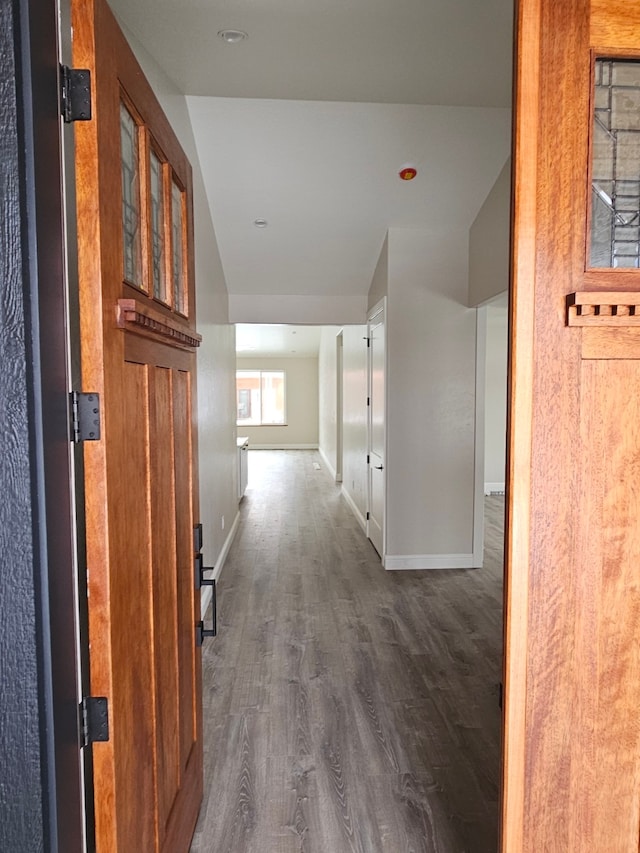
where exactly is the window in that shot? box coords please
[236,370,286,426]
[591,59,640,268]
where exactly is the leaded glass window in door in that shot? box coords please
[171,179,186,315]
[149,148,167,302]
[591,59,640,268]
[120,103,143,287]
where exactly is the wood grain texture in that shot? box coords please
[502,0,540,847]
[72,0,202,848]
[508,0,640,849]
[582,327,640,359]
[591,0,640,50]
[523,0,589,845]
[191,450,503,853]
[572,361,640,850]
[150,367,180,840]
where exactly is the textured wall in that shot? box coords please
[237,356,319,447]
[484,300,508,488]
[468,158,511,307]
[0,1,45,848]
[386,227,478,562]
[318,327,340,476]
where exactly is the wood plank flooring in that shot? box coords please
[190,451,504,853]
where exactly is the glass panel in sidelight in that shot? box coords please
[149,149,167,301]
[120,104,142,286]
[591,59,640,268]
[171,180,186,314]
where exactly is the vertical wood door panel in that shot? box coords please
[72,0,202,849]
[173,369,197,770]
[117,362,156,850]
[577,360,640,850]
[149,366,180,839]
[505,0,640,850]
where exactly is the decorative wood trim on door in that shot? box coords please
[116,298,202,350]
[567,291,640,325]
[567,293,640,359]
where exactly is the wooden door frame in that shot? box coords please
[1,0,84,850]
[501,2,539,844]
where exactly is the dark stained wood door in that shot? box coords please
[504,0,640,849]
[72,0,203,849]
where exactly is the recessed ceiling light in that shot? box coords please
[218,29,248,44]
[253,218,268,228]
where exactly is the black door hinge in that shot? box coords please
[61,65,92,123]
[498,681,503,709]
[367,454,370,464]
[80,696,109,748]
[366,511,370,520]
[71,392,101,443]
[367,396,370,406]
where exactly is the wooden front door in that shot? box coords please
[72,0,203,849]
[504,0,640,849]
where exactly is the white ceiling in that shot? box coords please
[236,324,326,358]
[109,0,514,323]
[109,0,513,108]
[187,98,511,303]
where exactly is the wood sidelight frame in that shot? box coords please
[504,0,640,850]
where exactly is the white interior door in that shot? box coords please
[368,304,385,557]
[336,331,344,483]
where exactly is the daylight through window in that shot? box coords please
[236,370,286,426]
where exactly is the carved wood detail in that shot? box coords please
[116,298,202,350]
[567,291,640,326]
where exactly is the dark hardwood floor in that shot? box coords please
[191,450,504,853]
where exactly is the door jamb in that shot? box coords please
[14,0,85,848]
[366,297,386,559]
[335,329,344,483]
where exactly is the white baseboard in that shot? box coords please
[340,486,367,532]
[248,443,319,450]
[318,446,337,480]
[484,482,506,496]
[200,511,240,618]
[384,553,479,571]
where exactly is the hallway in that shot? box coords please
[191,451,503,853]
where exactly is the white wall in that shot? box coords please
[121,28,239,575]
[468,158,511,307]
[318,327,341,477]
[484,298,508,492]
[368,233,388,311]
[341,325,368,526]
[236,357,319,447]
[383,228,480,568]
